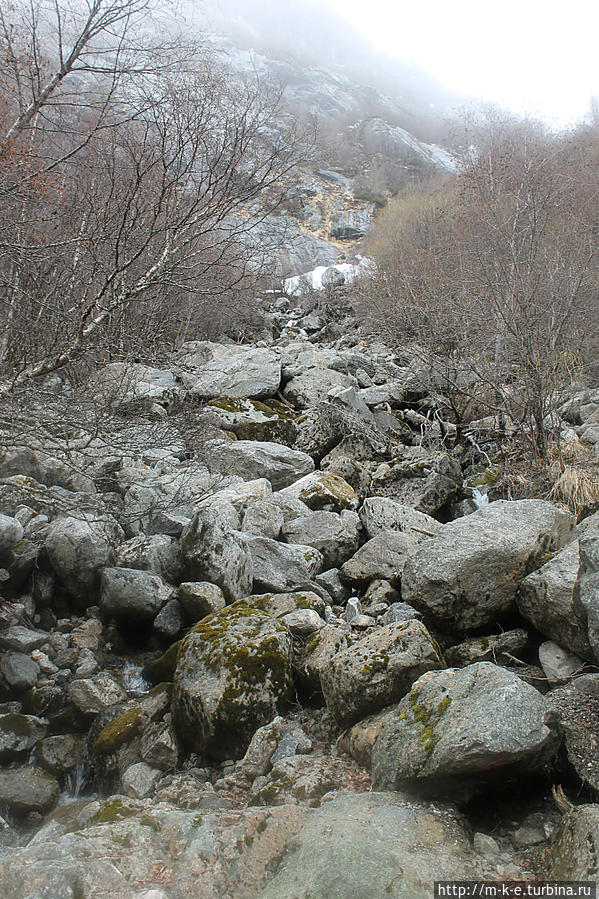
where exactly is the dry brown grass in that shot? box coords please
[549,463,599,517]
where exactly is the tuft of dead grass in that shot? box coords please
[549,464,599,517]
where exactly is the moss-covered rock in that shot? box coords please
[371,662,560,801]
[172,601,292,760]
[277,471,359,513]
[142,641,182,685]
[320,620,444,728]
[92,707,144,756]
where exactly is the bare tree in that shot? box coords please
[361,111,599,459]
[0,1,307,390]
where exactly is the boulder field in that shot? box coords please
[0,295,598,895]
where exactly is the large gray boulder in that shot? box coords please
[370,451,463,516]
[575,512,599,663]
[0,513,23,553]
[0,714,47,762]
[114,534,182,585]
[245,535,323,593]
[242,493,310,539]
[518,539,593,660]
[283,510,362,569]
[340,528,420,587]
[321,620,444,727]
[177,581,226,623]
[180,508,253,603]
[359,497,441,541]
[549,805,599,880]
[0,792,489,898]
[283,367,356,408]
[176,341,281,398]
[100,567,173,622]
[259,792,482,899]
[45,515,124,603]
[297,625,353,693]
[67,672,127,718]
[0,767,59,816]
[546,674,599,792]
[122,465,211,535]
[205,439,314,490]
[402,500,574,634]
[172,601,292,760]
[372,662,559,800]
[276,471,359,512]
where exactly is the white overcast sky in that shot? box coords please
[324,0,599,127]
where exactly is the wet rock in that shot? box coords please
[0,651,40,691]
[321,620,444,727]
[180,508,253,604]
[372,662,559,800]
[172,601,292,760]
[0,713,47,762]
[68,672,127,718]
[142,642,181,685]
[0,766,59,816]
[402,500,574,635]
[37,734,84,777]
[100,567,173,623]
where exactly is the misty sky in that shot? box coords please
[324,0,599,127]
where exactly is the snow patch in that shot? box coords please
[283,256,374,297]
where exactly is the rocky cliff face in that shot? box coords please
[203,32,456,278]
[1,288,599,895]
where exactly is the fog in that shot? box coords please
[188,0,598,129]
[186,0,465,127]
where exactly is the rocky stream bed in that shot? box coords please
[1,291,599,897]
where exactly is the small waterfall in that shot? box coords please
[471,487,490,509]
[122,662,150,695]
